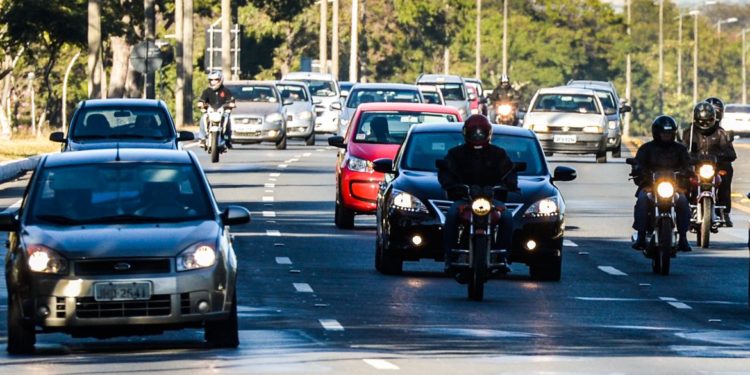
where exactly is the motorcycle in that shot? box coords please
[200,104,234,163]
[493,101,518,126]
[627,158,680,275]
[448,184,511,301]
[689,154,725,248]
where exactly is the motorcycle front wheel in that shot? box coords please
[698,198,712,248]
[210,133,220,163]
[653,219,672,276]
[468,235,488,301]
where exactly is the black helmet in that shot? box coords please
[463,114,493,148]
[704,97,724,122]
[693,101,717,134]
[651,115,678,142]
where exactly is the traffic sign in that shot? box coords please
[130,40,163,74]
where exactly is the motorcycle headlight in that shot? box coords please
[699,164,715,179]
[656,181,675,199]
[583,126,604,133]
[608,120,618,129]
[524,197,559,218]
[208,112,223,123]
[26,245,68,274]
[390,190,429,214]
[177,244,217,271]
[346,155,372,172]
[471,198,492,216]
[265,113,284,123]
[299,111,313,120]
[498,104,513,116]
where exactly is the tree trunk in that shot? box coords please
[0,49,23,140]
[88,0,103,98]
[108,36,131,98]
[175,0,184,126]
[183,0,194,125]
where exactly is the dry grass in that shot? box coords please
[0,136,60,161]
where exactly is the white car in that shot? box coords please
[721,104,750,136]
[283,72,340,135]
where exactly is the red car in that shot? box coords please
[328,103,462,229]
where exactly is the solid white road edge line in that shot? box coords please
[597,266,628,276]
[262,211,277,218]
[266,230,281,237]
[319,319,345,331]
[363,359,400,370]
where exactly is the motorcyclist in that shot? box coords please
[198,70,235,148]
[437,114,518,272]
[488,74,518,103]
[682,97,737,226]
[632,115,693,252]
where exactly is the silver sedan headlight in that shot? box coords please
[177,243,217,271]
[298,111,313,120]
[26,245,68,274]
[265,113,284,124]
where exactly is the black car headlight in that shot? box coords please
[27,245,68,274]
[389,189,429,214]
[177,243,217,271]
[524,196,560,218]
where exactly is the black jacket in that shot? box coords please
[681,125,736,168]
[438,144,517,200]
[489,84,518,103]
[199,86,235,110]
[633,140,692,189]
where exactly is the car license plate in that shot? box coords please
[553,134,577,144]
[94,282,152,301]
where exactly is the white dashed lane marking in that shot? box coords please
[278,164,288,168]
[660,297,692,310]
[563,240,578,247]
[275,257,292,265]
[319,319,345,331]
[289,158,299,162]
[264,183,275,188]
[598,266,628,276]
[270,173,281,177]
[262,211,277,218]
[262,196,274,202]
[303,152,311,157]
[363,359,400,370]
[266,230,281,237]
[293,283,314,293]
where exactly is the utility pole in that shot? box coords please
[332,0,339,79]
[319,0,328,74]
[175,0,184,127]
[221,0,231,79]
[658,0,664,113]
[183,0,194,125]
[475,0,481,79]
[502,0,508,76]
[742,29,749,104]
[693,10,699,105]
[144,0,156,99]
[349,0,358,82]
[677,14,683,98]
[444,48,450,75]
[87,0,102,98]
[624,0,631,137]
[27,72,35,135]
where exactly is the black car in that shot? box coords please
[50,99,195,151]
[0,148,250,354]
[374,123,576,280]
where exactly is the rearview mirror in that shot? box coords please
[328,136,346,149]
[178,131,195,142]
[0,212,19,232]
[372,158,394,174]
[552,166,577,182]
[222,206,251,226]
[330,102,342,111]
[49,132,66,143]
[620,104,632,113]
[340,90,349,98]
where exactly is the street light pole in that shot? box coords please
[658,0,664,113]
[742,28,749,104]
[332,0,339,79]
[693,10,699,105]
[624,0,631,137]
[319,0,328,74]
[676,14,684,98]
[349,0,358,82]
[475,0,481,79]
[502,0,508,76]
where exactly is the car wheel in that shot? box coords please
[275,134,287,150]
[205,292,239,348]
[334,200,355,229]
[595,152,607,164]
[529,255,562,281]
[7,293,35,354]
[376,228,403,275]
[612,144,622,158]
[305,132,316,146]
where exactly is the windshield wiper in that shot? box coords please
[108,133,147,139]
[35,214,84,225]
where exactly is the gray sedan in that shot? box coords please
[277,80,318,146]
[0,149,250,353]
[225,81,293,150]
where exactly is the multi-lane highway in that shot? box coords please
[0,136,749,373]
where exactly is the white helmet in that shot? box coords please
[500,74,510,85]
[208,70,223,90]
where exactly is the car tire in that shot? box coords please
[275,134,287,150]
[205,292,239,348]
[305,132,316,146]
[375,228,403,275]
[612,144,622,158]
[334,200,355,229]
[529,255,562,281]
[7,293,35,354]
[595,152,607,164]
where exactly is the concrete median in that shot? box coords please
[0,156,40,184]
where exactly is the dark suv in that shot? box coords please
[50,99,194,151]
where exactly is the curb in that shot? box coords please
[0,156,40,184]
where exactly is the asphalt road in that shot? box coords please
[0,135,749,374]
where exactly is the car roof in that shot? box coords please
[567,80,615,88]
[463,78,483,85]
[567,82,616,93]
[79,99,166,108]
[409,122,536,138]
[351,83,421,90]
[537,86,597,96]
[725,103,750,108]
[42,148,195,168]
[418,85,440,92]
[225,80,277,88]
[417,74,464,84]
[275,80,310,90]
[356,102,460,113]
[283,72,335,81]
